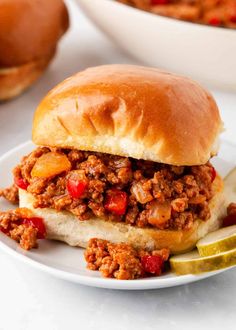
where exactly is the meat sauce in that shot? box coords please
[222,202,236,227]
[0,208,46,250]
[12,147,216,231]
[84,238,170,279]
[118,0,236,28]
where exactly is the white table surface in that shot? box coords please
[0,1,236,329]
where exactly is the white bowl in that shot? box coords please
[75,0,236,91]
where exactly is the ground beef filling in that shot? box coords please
[221,202,236,227]
[0,208,46,250]
[0,184,19,204]
[13,147,216,231]
[227,202,236,215]
[118,0,236,29]
[0,208,38,250]
[85,238,170,280]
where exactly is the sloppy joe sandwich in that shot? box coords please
[5,65,225,255]
[0,0,69,101]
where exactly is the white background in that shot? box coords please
[0,1,236,329]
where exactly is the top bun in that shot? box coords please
[0,0,69,67]
[32,65,223,166]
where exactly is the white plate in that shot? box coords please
[75,0,236,91]
[0,140,235,290]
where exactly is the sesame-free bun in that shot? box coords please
[33,65,223,165]
[19,174,225,254]
[0,0,69,100]
[0,0,69,67]
[0,52,54,101]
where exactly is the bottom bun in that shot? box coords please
[19,175,225,254]
[0,52,54,101]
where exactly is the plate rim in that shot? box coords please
[0,140,232,290]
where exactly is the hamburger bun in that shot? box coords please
[0,0,69,101]
[19,174,225,254]
[0,52,54,101]
[33,65,223,166]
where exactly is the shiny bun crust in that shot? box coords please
[0,0,69,67]
[0,52,54,101]
[33,65,223,165]
[19,175,225,254]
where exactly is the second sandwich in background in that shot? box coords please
[0,0,69,101]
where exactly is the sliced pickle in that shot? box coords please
[197,226,236,256]
[170,249,236,275]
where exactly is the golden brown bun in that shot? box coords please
[19,175,225,254]
[0,0,69,67]
[33,65,223,165]
[0,52,54,101]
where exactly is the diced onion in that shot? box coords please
[148,200,171,227]
[131,182,153,204]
